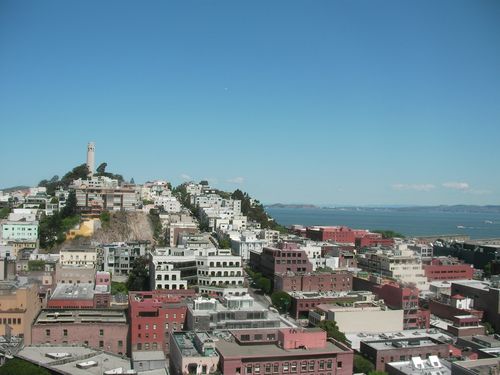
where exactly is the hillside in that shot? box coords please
[92,211,155,244]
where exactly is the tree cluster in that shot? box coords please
[372,229,405,239]
[0,358,51,375]
[39,191,80,249]
[271,291,291,313]
[126,257,150,291]
[38,164,89,194]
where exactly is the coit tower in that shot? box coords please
[86,142,95,176]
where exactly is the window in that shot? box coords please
[153,324,157,330]
[99,329,104,336]
[246,365,253,374]
[337,361,342,369]
[301,362,307,371]
[99,340,104,348]
[309,361,315,371]
[265,364,272,373]
[255,365,261,374]
[46,329,50,336]
[63,329,68,337]
[118,340,123,347]
[283,362,289,373]
[291,363,297,373]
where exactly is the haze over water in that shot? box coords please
[266,207,500,239]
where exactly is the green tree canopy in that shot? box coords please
[257,277,272,294]
[126,257,150,291]
[318,320,348,344]
[271,291,291,313]
[354,354,375,374]
[0,358,51,375]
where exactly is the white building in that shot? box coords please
[1,221,39,242]
[149,249,188,290]
[230,232,266,261]
[59,249,98,268]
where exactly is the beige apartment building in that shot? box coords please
[0,282,41,344]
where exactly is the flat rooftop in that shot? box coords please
[172,332,218,358]
[365,338,441,351]
[453,358,500,374]
[288,290,356,299]
[17,345,132,375]
[346,329,454,351]
[35,309,127,325]
[51,283,95,300]
[216,337,346,359]
[451,280,490,291]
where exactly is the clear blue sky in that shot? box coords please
[1,0,499,205]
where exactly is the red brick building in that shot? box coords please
[274,271,353,293]
[250,243,313,279]
[423,257,474,281]
[216,328,354,375]
[47,283,111,309]
[129,290,195,354]
[360,336,450,372]
[31,309,128,355]
[353,276,430,330]
[289,291,364,319]
[355,233,395,248]
[306,226,358,243]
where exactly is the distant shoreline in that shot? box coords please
[265,204,500,214]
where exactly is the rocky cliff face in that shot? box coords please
[92,211,155,243]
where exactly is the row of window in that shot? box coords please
[244,360,337,374]
[1,318,21,325]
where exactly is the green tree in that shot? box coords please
[126,257,150,291]
[354,354,374,374]
[96,162,107,174]
[218,236,231,249]
[372,230,405,239]
[28,260,46,271]
[271,291,291,313]
[368,371,388,375]
[0,207,9,219]
[100,211,111,227]
[0,358,51,375]
[61,191,77,218]
[111,281,128,295]
[484,321,496,334]
[318,320,348,344]
[257,277,272,294]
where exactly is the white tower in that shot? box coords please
[86,142,95,176]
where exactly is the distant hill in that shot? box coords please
[267,204,500,214]
[266,203,319,209]
[0,185,30,193]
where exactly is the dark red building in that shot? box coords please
[423,257,474,281]
[306,226,357,243]
[355,233,395,248]
[353,276,430,330]
[250,243,313,279]
[129,289,194,354]
[274,271,353,293]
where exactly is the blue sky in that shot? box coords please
[1,0,499,205]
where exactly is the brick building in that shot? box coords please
[129,290,195,354]
[423,257,474,281]
[289,291,371,319]
[250,243,313,279]
[274,271,353,293]
[353,276,430,330]
[215,328,354,375]
[306,226,358,243]
[360,336,450,372]
[47,283,111,309]
[355,234,395,248]
[31,309,128,355]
